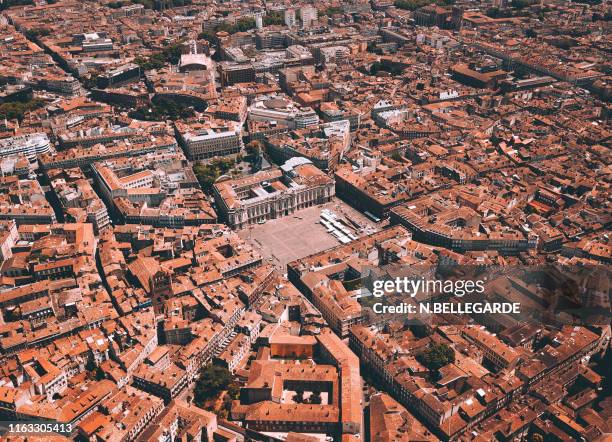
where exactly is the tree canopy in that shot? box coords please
[417,343,455,371]
[193,157,236,192]
[394,0,453,11]
[198,17,256,43]
[194,365,235,406]
[370,60,405,76]
[0,0,33,11]
[0,98,45,122]
[128,99,195,121]
[107,0,193,9]
[320,6,343,16]
[511,0,533,10]
[24,28,51,40]
[134,42,183,71]
[263,11,284,26]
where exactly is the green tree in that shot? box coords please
[246,140,262,156]
[394,0,453,11]
[194,365,233,406]
[127,0,193,9]
[134,55,164,71]
[263,11,284,26]
[106,1,128,9]
[293,390,305,403]
[309,391,322,404]
[193,157,236,191]
[370,61,381,76]
[320,6,343,16]
[134,42,184,71]
[417,343,455,371]
[370,59,404,77]
[24,28,51,40]
[410,324,432,338]
[391,151,404,162]
[0,98,45,122]
[198,17,256,43]
[0,0,34,12]
[193,163,218,191]
[394,0,426,11]
[236,17,256,32]
[486,7,500,18]
[85,356,97,373]
[228,381,240,399]
[128,99,196,121]
[82,74,100,90]
[198,30,217,44]
[95,366,106,381]
[511,0,532,9]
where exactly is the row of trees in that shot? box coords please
[293,390,323,404]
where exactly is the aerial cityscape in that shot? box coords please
[0,0,609,440]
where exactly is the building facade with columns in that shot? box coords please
[214,157,334,229]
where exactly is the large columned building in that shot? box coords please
[214,157,334,229]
